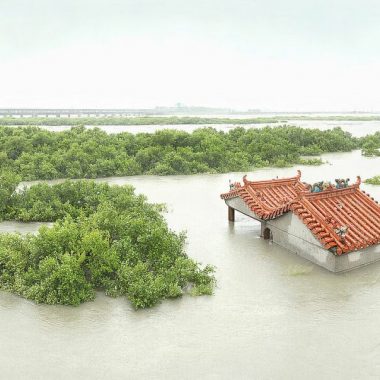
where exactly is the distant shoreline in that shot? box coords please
[2,115,380,126]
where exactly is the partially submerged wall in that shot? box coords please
[225,198,380,272]
[266,213,337,271]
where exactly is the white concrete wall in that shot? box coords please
[267,213,338,271]
[225,197,262,221]
[267,212,322,247]
[334,244,380,272]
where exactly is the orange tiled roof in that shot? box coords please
[221,171,380,255]
[221,170,308,219]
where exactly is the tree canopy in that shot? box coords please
[0,180,215,308]
[0,125,360,180]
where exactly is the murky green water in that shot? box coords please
[2,150,380,379]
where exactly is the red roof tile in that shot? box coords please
[221,170,307,219]
[221,172,380,255]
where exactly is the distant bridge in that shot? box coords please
[0,109,157,118]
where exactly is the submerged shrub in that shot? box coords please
[22,254,95,306]
[365,176,380,185]
[0,180,215,309]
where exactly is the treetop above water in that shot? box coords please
[0,124,370,181]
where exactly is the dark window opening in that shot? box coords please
[263,227,273,241]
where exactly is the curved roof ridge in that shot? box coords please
[241,169,302,187]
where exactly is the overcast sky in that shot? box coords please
[1,0,380,111]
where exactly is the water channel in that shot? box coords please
[2,122,380,378]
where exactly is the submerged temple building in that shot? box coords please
[221,171,380,272]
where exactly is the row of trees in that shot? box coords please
[0,179,215,308]
[0,125,360,180]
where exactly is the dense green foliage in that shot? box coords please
[0,171,21,216]
[0,125,358,179]
[0,180,215,308]
[365,176,380,185]
[3,180,142,222]
[360,132,380,156]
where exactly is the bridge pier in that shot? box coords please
[228,206,235,222]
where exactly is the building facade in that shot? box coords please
[221,171,380,272]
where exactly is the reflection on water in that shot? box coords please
[2,151,380,379]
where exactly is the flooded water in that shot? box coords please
[286,119,380,137]
[6,118,380,137]
[2,149,380,379]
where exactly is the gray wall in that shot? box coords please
[266,213,338,271]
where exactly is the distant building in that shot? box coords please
[221,171,380,272]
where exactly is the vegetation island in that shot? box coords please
[0,124,375,180]
[0,178,215,308]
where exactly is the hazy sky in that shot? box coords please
[1,0,380,111]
